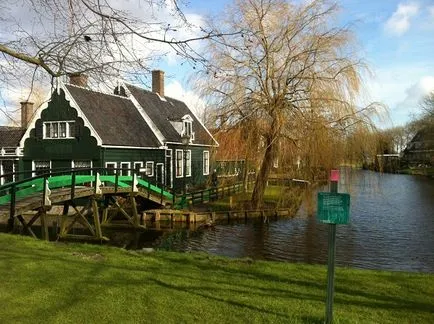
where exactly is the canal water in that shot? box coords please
[160,169,434,273]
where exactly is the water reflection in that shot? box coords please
[163,169,434,273]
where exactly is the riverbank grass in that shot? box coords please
[1,233,433,323]
[207,185,304,211]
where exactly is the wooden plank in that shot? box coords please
[129,194,139,228]
[72,204,95,236]
[92,198,103,239]
[40,209,49,241]
[16,214,37,239]
[114,201,135,226]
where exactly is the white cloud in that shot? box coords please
[165,80,206,121]
[384,2,420,36]
[429,5,434,18]
[392,76,434,123]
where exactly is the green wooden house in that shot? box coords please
[14,70,217,192]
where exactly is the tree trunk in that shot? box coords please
[251,138,277,209]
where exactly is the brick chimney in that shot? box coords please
[152,70,165,97]
[20,101,34,129]
[69,73,88,87]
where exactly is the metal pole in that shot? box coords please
[183,148,187,195]
[326,180,338,324]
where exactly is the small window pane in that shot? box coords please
[146,162,154,177]
[45,123,51,138]
[106,163,116,175]
[34,160,50,176]
[203,151,209,175]
[186,151,191,176]
[120,163,130,176]
[68,122,75,137]
[59,122,67,138]
[52,123,58,138]
[176,151,183,177]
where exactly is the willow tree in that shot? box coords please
[198,0,380,208]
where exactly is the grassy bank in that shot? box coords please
[1,234,433,324]
[399,167,434,177]
[206,185,305,212]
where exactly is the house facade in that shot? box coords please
[3,70,217,192]
[401,126,434,167]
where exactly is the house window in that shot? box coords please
[33,160,51,176]
[72,160,92,174]
[105,162,117,175]
[181,115,195,140]
[176,149,183,178]
[145,161,154,177]
[185,150,191,177]
[184,120,192,137]
[203,151,210,175]
[133,162,143,174]
[120,162,130,176]
[43,121,75,139]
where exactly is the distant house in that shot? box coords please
[0,101,34,184]
[1,70,218,192]
[0,126,26,184]
[402,126,434,167]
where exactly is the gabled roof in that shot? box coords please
[125,84,217,146]
[0,126,26,148]
[65,85,162,147]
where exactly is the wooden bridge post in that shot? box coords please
[59,203,69,237]
[39,207,49,241]
[129,194,139,228]
[91,197,103,239]
[8,184,16,231]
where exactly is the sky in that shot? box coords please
[1,0,434,128]
[162,0,434,128]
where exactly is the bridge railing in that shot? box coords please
[173,182,245,209]
[0,167,175,215]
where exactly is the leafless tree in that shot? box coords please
[0,0,236,122]
[198,0,382,207]
[420,91,434,122]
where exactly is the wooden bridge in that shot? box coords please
[0,167,244,241]
[0,167,177,241]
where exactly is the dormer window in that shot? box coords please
[181,115,194,141]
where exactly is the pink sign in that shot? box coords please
[330,170,340,182]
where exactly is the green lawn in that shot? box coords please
[1,233,433,323]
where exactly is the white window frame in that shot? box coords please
[156,162,164,184]
[72,160,93,172]
[119,162,131,176]
[133,162,143,174]
[32,160,52,177]
[175,149,183,178]
[185,150,191,177]
[181,115,195,140]
[43,121,75,139]
[105,162,117,175]
[166,149,173,188]
[203,150,210,175]
[145,161,154,177]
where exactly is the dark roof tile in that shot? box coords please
[65,85,162,147]
[125,84,215,145]
[0,126,26,147]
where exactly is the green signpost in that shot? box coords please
[317,170,350,324]
[317,192,350,224]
